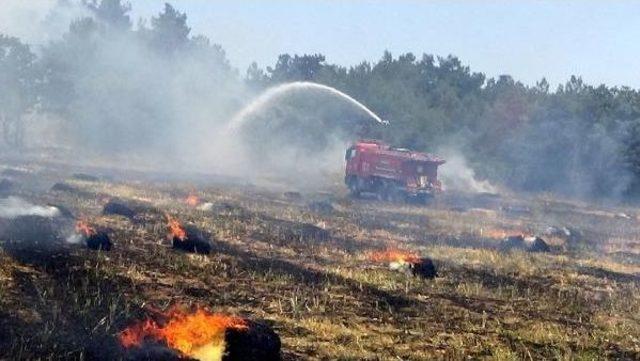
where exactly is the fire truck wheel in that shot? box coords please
[380,181,404,202]
[346,176,361,197]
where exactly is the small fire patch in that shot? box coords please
[117,305,281,361]
[368,249,437,279]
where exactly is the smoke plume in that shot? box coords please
[0,197,61,218]
[0,1,375,190]
[0,0,88,45]
[437,149,497,194]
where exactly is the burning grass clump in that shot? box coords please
[369,249,437,279]
[116,306,280,361]
[1,211,110,257]
[166,215,212,255]
[185,193,202,207]
[71,220,112,251]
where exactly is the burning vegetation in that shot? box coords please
[4,1,640,358]
[368,249,437,279]
[73,220,112,251]
[118,306,280,361]
[166,214,212,254]
[185,194,201,207]
[1,165,639,360]
[166,214,187,241]
[119,307,246,359]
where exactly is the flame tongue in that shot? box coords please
[75,220,96,237]
[166,214,187,241]
[185,194,200,207]
[368,249,421,264]
[119,318,160,348]
[118,307,247,360]
[161,308,246,356]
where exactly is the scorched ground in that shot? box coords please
[0,159,639,360]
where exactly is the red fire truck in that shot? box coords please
[345,140,445,202]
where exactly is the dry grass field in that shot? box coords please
[1,158,639,360]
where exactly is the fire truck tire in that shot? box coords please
[373,179,387,201]
[379,180,404,202]
[346,176,361,197]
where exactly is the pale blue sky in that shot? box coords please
[127,1,640,88]
[3,1,638,88]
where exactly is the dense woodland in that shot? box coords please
[2,0,640,199]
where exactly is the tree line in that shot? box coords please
[1,0,640,199]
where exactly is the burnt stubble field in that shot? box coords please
[1,159,639,360]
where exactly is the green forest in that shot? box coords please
[2,0,640,199]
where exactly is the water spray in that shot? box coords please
[227,81,386,131]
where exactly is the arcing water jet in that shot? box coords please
[227,81,387,131]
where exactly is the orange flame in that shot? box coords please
[166,214,186,241]
[185,194,200,207]
[118,307,247,358]
[75,220,96,237]
[119,318,159,348]
[368,249,421,264]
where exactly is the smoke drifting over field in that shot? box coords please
[228,82,385,185]
[0,0,88,44]
[2,1,635,199]
[0,1,378,187]
[0,197,60,219]
[437,149,497,194]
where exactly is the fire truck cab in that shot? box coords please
[345,140,445,203]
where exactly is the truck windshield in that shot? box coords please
[345,147,356,160]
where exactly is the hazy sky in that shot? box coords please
[3,0,639,88]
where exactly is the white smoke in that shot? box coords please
[437,149,497,194]
[0,197,61,218]
[210,82,383,187]
[65,233,83,244]
[2,4,379,191]
[0,0,88,45]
